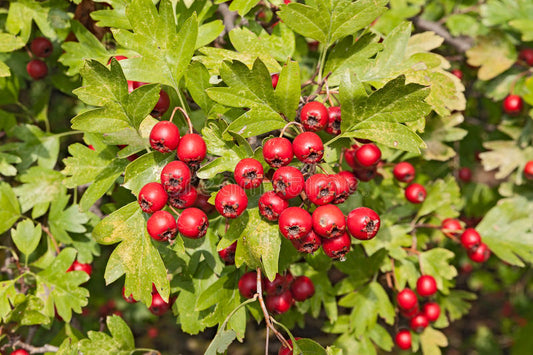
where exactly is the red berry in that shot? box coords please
[168,185,197,209]
[321,233,351,260]
[218,241,237,265]
[468,242,491,263]
[263,137,293,168]
[337,171,358,193]
[238,271,257,298]
[264,273,290,295]
[312,204,346,238]
[177,207,208,239]
[279,338,301,355]
[147,210,177,241]
[278,207,313,240]
[393,162,415,183]
[290,275,315,301]
[160,161,191,194]
[343,144,359,169]
[271,73,279,88]
[353,165,377,182]
[346,207,380,240]
[441,218,462,237]
[293,132,324,164]
[395,330,412,350]
[149,290,170,316]
[524,161,533,180]
[67,260,92,276]
[147,326,159,339]
[149,121,180,153]
[519,48,533,66]
[355,144,381,167]
[325,106,341,135]
[410,313,429,333]
[152,90,170,117]
[458,167,472,182]
[305,174,336,205]
[460,228,481,250]
[26,59,48,80]
[331,174,350,204]
[109,55,128,63]
[416,275,437,297]
[31,37,53,57]
[234,158,264,189]
[258,191,289,221]
[400,304,420,319]
[11,349,29,355]
[423,302,440,322]
[266,289,293,314]
[397,289,418,310]
[299,101,328,131]
[138,182,168,213]
[451,68,463,80]
[122,287,137,304]
[272,166,305,200]
[177,133,207,166]
[503,94,523,114]
[194,193,215,214]
[291,230,321,253]
[215,184,248,218]
[405,183,426,204]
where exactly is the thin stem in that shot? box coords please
[265,323,270,355]
[40,225,60,254]
[317,44,329,83]
[279,121,304,137]
[11,340,59,354]
[168,205,181,217]
[176,106,194,134]
[53,131,84,139]
[168,107,179,123]
[390,258,399,290]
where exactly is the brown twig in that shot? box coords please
[306,71,332,103]
[40,225,60,254]
[390,258,399,290]
[11,340,59,354]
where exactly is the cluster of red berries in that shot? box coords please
[343,142,381,181]
[121,284,174,316]
[441,218,491,263]
[238,271,315,314]
[26,37,53,80]
[392,161,428,204]
[394,275,440,350]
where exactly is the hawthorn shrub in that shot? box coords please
[0,0,532,354]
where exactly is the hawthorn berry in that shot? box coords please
[503,94,523,114]
[337,171,358,194]
[291,230,321,254]
[343,144,359,169]
[524,161,533,180]
[519,48,533,66]
[355,144,381,167]
[67,260,92,276]
[278,207,313,240]
[400,304,420,319]
[292,132,324,164]
[138,182,168,213]
[147,210,177,241]
[147,326,159,339]
[122,287,137,304]
[160,161,191,194]
[271,73,279,88]
[291,275,315,301]
[416,275,437,297]
[149,121,180,153]
[353,165,377,182]
[347,207,380,240]
[264,273,290,295]
[272,166,305,200]
[177,207,208,239]
[258,191,289,221]
[441,218,463,237]
[468,242,491,263]
[451,68,463,80]
[215,184,248,218]
[168,185,197,209]
[299,101,328,131]
[26,59,48,80]
[423,302,441,322]
[149,290,170,316]
[410,313,429,333]
[194,193,215,214]
[234,158,264,189]
[405,183,427,204]
[305,174,336,205]
[266,289,293,314]
[460,228,481,250]
[177,133,207,166]
[238,271,257,298]
[325,106,341,135]
[393,162,415,183]
[10,349,29,355]
[312,204,346,238]
[218,241,237,265]
[152,90,170,117]
[279,338,301,355]
[395,330,412,350]
[263,137,293,168]
[31,37,53,57]
[458,167,472,182]
[321,232,351,260]
[330,174,350,204]
[397,289,418,310]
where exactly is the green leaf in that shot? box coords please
[437,290,476,322]
[14,167,64,213]
[0,182,20,234]
[78,315,136,354]
[6,0,56,43]
[185,61,215,113]
[275,60,301,120]
[197,21,225,49]
[229,24,295,63]
[124,84,160,130]
[228,0,258,16]
[419,327,448,355]
[479,141,524,180]
[278,3,328,43]
[123,151,174,196]
[62,143,118,188]
[0,33,25,52]
[6,295,50,326]
[419,248,457,293]
[328,0,388,43]
[197,47,281,75]
[417,176,463,219]
[48,190,89,244]
[422,113,467,161]
[79,159,128,211]
[204,330,236,355]
[466,31,517,81]
[11,219,41,258]
[0,280,17,320]
[295,338,327,354]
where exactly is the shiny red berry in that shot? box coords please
[291,230,321,253]
[441,218,462,237]
[10,349,29,355]
[395,330,412,350]
[405,183,426,204]
[263,137,293,168]
[67,260,92,276]
[258,191,289,221]
[423,302,441,322]
[26,59,48,80]
[122,287,137,303]
[337,171,358,193]
[468,242,490,263]
[177,207,208,239]
[138,182,168,213]
[272,166,305,200]
[343,144,359,169]
[519,48,533,66]
[325,106,341,135]
[451,68,463,79]
[271,73,279,88]
[330,174,350,204]
[503,94,523,114]
[278,207,313,240]
[264,273,290,295]
[321,232,351,260]
[524,161,533,179]
[218,241,237,265]
[266,289,293,314]
[149,290,170,316]
[460,228,481,250]
[168,185,197,209]
[147,210,177,241]
[160,161,191,194]
[150,121,180,153]
[290,275,315,301]
[347,207,380,240]
[234,158,264,189]
[31,37,53,57]
[416,275,437,297]
[293,132,324,164]
[397,289,418,310]
[458,167,472,182]
[312,204,346,238]
[238,271,257,298]
[355,144,381,167]
[305,174,336,205]
[299,101,328,131]
[177,133,207,166]
[215,184,248,218]
[393,162,415,183]
[410,313,429,333]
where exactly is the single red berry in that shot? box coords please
[147,326,159,339]
[272,166,305,200]
[10,349,29,355]
[290,275,315,301]
[279,338,301,355]
[353,165,377,182]
[524,161,533,180]
[503,94,523,114]
[283,0,291,3]
[321,233,351,260]
[168,185,197,209]
[258,191,289,221]
[152,90,170,117]
[468,242,491,263]
[122,287,137,304]
[263,137,293,168]
[31,37,53,57]
[149,121,180,153]
[149,290,170,316]
[291,230,322,253]
[347,207,380,240]
[194,193,215,214]
[160,161,191,194]
[330,174,350,204]
[67,260,92,276]
[177,207,208,239]
[343,144,359,169]
[238,271,257,298]
[218,241,237,265]
[416,275,437,297]
[147,210,177,241]
[305,174,336,205]
[519,48,533,66]
[441,218,463,237]
[451,68,463,80]
[234,158,264,189]
[264,273,290,295]
[355,144,381,167]
[271,73,279,88]
[293,132,324,164]
[299,101,328,131]
[177,133,207,166]
[109,55,128,63]
[26,59,48,80]
[397,289,418,310]
[405,183,426,204]
[278,207,313,240]
[458,167,472,182]
[423,302,441,322]
[393,162,415,183]
[395,330,412,350]
[410,313,429,333]
[460,228,482,250]
[215,184,248,218]
[325,106,341,135]
[337,171,358,193]
[312,204,346,238]
[265,289,293,314]
[138,182,168,213]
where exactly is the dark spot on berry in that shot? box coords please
[307,113,319,126]
[223,204,237,216]
[275,180,287,193]
[140,197,152,211]
[306,151,320,162]
[319,186,332,197]
[332,247,349,260]
[287,225,301,236]
[330,225,342,237]
[153,140,170,152]
[169,196,186,208]
[244,170,257,180]
[161,228,176,241]
[332,119,341,131]
[198,220,208,236]
[169,176,183,187]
